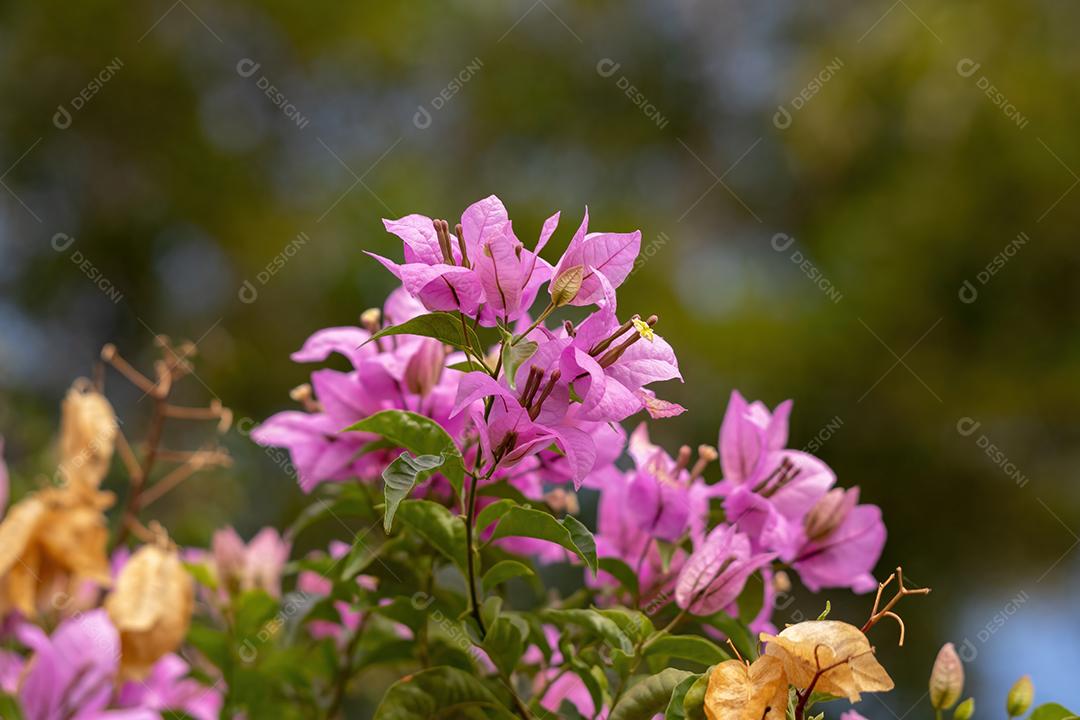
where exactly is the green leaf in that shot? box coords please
[817,600,831,621]
[482,560,536,592]
[368,311,483,355]
[395,500,467,573]
[0,694,23,720]
[609,668,693,720]
[381,452,445,532]
[502,335,538,390]
[489,507,598,572]
[373,666,518,720]
[482,614,528,676]
[344,410,465,499]
[681,669,711,720]
[597,607,654,643]
[664,672,702,720]
[561,514,598,572]
[598,557,640,601]
[476,499,516,534]
[182,560,218,590]
[541,608,633,653]
[1031,704,1080,720]
[645,635,730,666]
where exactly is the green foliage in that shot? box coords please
[499,329,538,390]
[367,312,484,361]
[644,635,730,667]
[372,666,518,720]
[609,668,693,720]
[1030,704,1080,720]
[344,410,465,500]
[664,672,703,720]
[394,499,467,573]
[488,504,598,572]
[379,451,445,532]
[481,559,535,591]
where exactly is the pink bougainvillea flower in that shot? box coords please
[559,275,682,423]
[116,653,223,720]
[212,526,291,598]
[464,196,557,327]
[789,488,886,593]
[674,524,774,616]
[722,449,836,558]
[589,466,689,607]
[12,608,221,720]
[550,207,641,307]
[14,608,119,719]
[623,424,706,544]
[253,288,465,492]
[718,390,792,488]
[371,195,557,325]
[369,213,484,317]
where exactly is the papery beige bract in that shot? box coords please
[59,380,117,491]
[0,484,113,618]
[762,620,893,702]
[106,542,194,680]
[705,655,789,720]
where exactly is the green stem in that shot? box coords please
[327,613,369,719]
[464,471,486,635]
[513,302,556,344]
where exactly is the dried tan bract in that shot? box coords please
[0,484,113,617]
[705,655,789,720]
[106,540,194,680]
[59,379,117,491]
[762,620,893,702]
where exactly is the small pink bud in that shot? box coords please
[404,340,446,396]
[804,487,859,541]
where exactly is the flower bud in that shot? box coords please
[804,487,858,541]
[404,340,446,396]
[954,697,975,720]
[59,380,117,491]
[929,642,964,710]
[550,265,584,307]
[106,541,194,680]
[1006,676,1033,717]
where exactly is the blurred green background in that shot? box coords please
[2,0,1078,714]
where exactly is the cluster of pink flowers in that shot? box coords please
[589,391,886,633]
[254,194,886,667]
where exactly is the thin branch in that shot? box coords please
[860,565,931,646]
